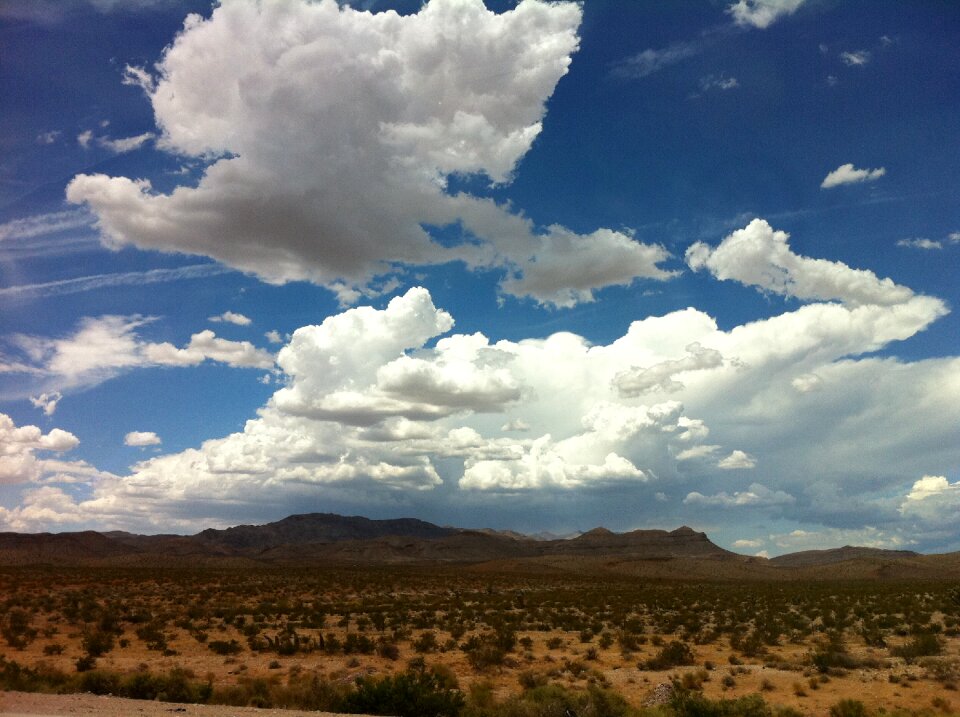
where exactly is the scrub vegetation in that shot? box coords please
[1,567,959,716]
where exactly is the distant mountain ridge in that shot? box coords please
[0,512,956,580]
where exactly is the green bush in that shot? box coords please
[644,640,695,670]
[890,632,943,662]
[340,666,464,717]
[828,699,870,717]
[208,639,243,655]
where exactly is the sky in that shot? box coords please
[0,0,958,556]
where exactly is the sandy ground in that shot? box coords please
[0,691,381,717]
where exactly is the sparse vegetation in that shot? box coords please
[0,566,958,715]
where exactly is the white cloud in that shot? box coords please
[95,132,155,153]
[501,419,530,432]
[264,330,283,344]
[0,264,231,301]
[685,482,794,507]
[726,0,806,29]
[499,226,675,307]
[209,311,252,326]
[904,474,952,502]
[36,130,61,144]
[897,238,942,250]
[0,413,80,485]
[0,210,93,242]
[611,41,698,79]
[820,163,886,189]
[770,526,910,551]
[717,449,756,469]
[3,315,275,397]
[733,538,764,548]
[699,74,739,91]
[122,64,155,92]
[29,392,62,416]
[840,50,871,66]
[614,342,723,396]
[3,226,957,536]
[686,218,918,306]
[124,431,161,447]
[65,0,673,308]
[791,373,822,393]
[949,232,960,244]
[77,130,93,148]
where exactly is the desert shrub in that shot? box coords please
[376,637,400,660]
[135,621,168,651]
[828,699,869,717]
[670,686,773,717]
[42,643,64,655]
[413,630,439,653]
[340,665,464,717]
[0,657,71,692]
[490,683,630,717]
[343,632,375,655]
[208,639,243,655]
[644,639,695,670]
[81,627,115,657]
[811,633,858,672]
[1,608,36,649]
[890,632,943,662]
[77,669,121,695]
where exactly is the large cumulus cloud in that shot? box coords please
[7,220,958,548]
[66,0,672,306]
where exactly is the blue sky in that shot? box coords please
[1,0,958,556]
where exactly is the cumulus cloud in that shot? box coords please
[733,538,764,548]
[717,449,756,469]
[686,218,918,306]
[726,0,806,29]
[209,311,252,326]
[684,482,794,506]
[770,526,910,551]
[65,0,671,308]
[898,475,960,527]
[0,413,80,485]
[2,225,957,537]
[124,431,161,447]
[614,342,723,396]
[29,392,62,416]
[820,163,886,189]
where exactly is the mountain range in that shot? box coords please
[1,512,957,580]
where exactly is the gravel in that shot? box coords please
[0,691,383,717]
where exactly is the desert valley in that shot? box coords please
[1,514,959,717]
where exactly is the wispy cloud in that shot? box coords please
[0,264,232,301]
[610,41,699,79]
[97,132,155,153]
[896,238,942,250]
[840,50,871,66]
[0,210,93,241]
[820,163,886,189]
[698,73,739,92]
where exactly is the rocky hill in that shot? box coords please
[1,513,957,580]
